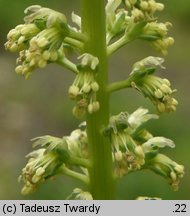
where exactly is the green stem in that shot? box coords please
[64,37,84,51]
[60,165,89,185]
[69,28,87,42]
[69,156,91,169]
[107,21,147,55]
[107,35,131,56]
[57,57,78,74]
[81,0,115,199]
[107,78,132,93]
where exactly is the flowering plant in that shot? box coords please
[5,0,184,199]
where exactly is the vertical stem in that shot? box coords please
[81,0,115,199]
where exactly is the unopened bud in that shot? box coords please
[174,164,184,175]
[35,167,45,176]
[18,36,26,45]
[68,85,79,99]
[171,98,178,106]
[160,84,172,94]
[115,151,123,161]
[10,43,19,52]
[72,106,86,118]
[140,1,149,10]
[88,102,100,114]
[21,185,34,196]
[92,101,100,112]
[88,104,93,114]
[154,89,163,99]
[7,29,20,39]
[157,102,165,113]
[37,37,49,48]
[29,59,36,67]
[83,83,91,93]
[169,105,176,112]
[91,82,99,92]
[38,59,47,68]
[135,146,144,158]
[32,175,41,184]
[156,3,164,11]
[166,37,175,46]
[163,78,171,86]
[50,51,58,61]
[42,50,51,60]
[15,65,23,74]
[129,0,137,5]
[170,171,177,181]
[132,8,144,21]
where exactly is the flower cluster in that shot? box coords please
[19,149,64,195]
[106,0,130,43]
[5,23,41,52]
[67,188,93,200]
[5,5,84,79]
[5,1,184,200]
[19,128,89,195]
[140,22,174,55]
[105,107,155,176]
[146,154,184,191]
[129,56,178,113]
[133,75,177,113]
[125,0,165,19]
[106,0,174,55]
[69,54,100,118]
[104,107,184,190]
[14,29,65,79]
[66,128,89,159]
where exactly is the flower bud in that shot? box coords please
[88,104,93,114]
[92,101,100,112]
[170,171,177,181]
[72,106,86,118]
[37,37,49,48]
[38,59,47,68]
[83,83,91,93]
[17,36,25,45]
[157,102,165,113]
[135,146,144,158]
[155,3,164,11]
[29,59,36,67]
[160,84,172,94]
[68,85,79,99]
[42,50,51,60]
[35,167,45,176]
[91,82,99,92]
[21,184,36,196]
[129,0,137,5]
[15,65,23,74]
[131,8,144,21]
[154,89,163,99]
[69,188,93,200]
[140,1,149,10]
[115,151,123,161]
[7,29,20,40]
[50,51,58,61]
[171,98,178,106]
[163,78,171,86]
[32,175,42,184]
[174,164,184,174]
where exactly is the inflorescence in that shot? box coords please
[5,1,184,199]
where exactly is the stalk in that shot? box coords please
[81,0,115,199]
